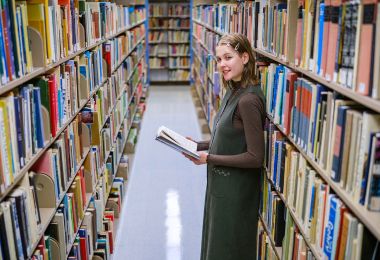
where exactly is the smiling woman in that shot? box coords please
[183,34,266,260]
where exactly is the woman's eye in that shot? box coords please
[225,56,231,60]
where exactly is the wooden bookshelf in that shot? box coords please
[258,214,283,260]
[0,2,148,257]
[0,19,146,96]
[148,1,190,83]
[264,169,323,260]
[0,35,146,203]
[266,116,380,241]
[191,3,380,251]
[28,64,145,258]
[254,48,380,113]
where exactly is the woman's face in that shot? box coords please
[215,45,248,82]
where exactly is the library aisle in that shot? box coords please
[112,86,207,260]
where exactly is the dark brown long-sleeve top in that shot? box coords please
[197,88,265,168]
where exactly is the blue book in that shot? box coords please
[323,195,342,260]
[273,141,279,184]
[310,84,326,154]
[317,3,325,74]
[13,96,24,168]
[16,8,26,76]
[331,106,350,181]
[3,0,16,79]
[0,6,8,83]
[9,199,25,259]
[33,87,45,148]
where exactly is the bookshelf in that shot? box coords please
[0,1,148,259]
[191,0,380,259]
[148,1,191,83]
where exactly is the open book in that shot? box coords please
[155,126,200,160]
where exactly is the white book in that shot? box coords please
[155,126,199,160]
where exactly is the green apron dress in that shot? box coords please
[200,84,265,260]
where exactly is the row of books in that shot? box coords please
[169,57,190,68]
[148,2,190,81]
[149,58,167,69]
[149,18,190,28]
[149,45,168,56]
[256,0,380,99]
[168,70,190,81]
[168,4,190,17]
[193,1,380,101]
[0,111,91,259]
[265,121,380,259]
[192,3,246,35]
[169,45,190,56]
[168,31,190,42]
[261,62,380,211]
[0,57,99,192]
[191,0,380,256]
[149,33,189,43]
[0,1,146,87]
[193,25,220,56]
[149,3,190,17]
[257,221,280,259]
[149,31,167,42]
[0,37,144,193]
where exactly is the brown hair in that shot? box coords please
[216,33,259,89]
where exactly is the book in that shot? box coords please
[155,126,199,160]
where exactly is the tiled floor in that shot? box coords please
[112,86,207,260]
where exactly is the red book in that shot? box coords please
[292,233,300,260]
[321,0,332,77]
[356,0,378,96]
[79,237,88,260]
[325,0,342,81]
[79,167,87,205]
[335,205,347,260]
[103,43,112,76]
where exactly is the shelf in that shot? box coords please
[168,41,189,44]
[0,77,108,202]
[149,27,190,30]
[0,36,146,203]
[266,116,380,241]
[150,15,190,18]
[29,147,91,257]
[258,214,282,260]
[63,80,145,258]
[0,19,146,96]
[264,170,323,259]
[149,54,190,58]
[253,48,380,113]
[149,41,168,44]
[192,34,213,54]
[150,41,189,44]
[149,67,168,69]
[192,19,224,36]
[168,67,190,69]
[149,54,170,58]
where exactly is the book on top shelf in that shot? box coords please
[155,126,200,160]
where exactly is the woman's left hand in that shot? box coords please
[183,152,208,165]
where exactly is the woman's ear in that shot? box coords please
[242,52,249,65]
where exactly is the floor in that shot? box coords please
[112,86,208,260]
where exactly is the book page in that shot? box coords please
[158,126,197,153]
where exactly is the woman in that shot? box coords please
[184,33,266,259]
